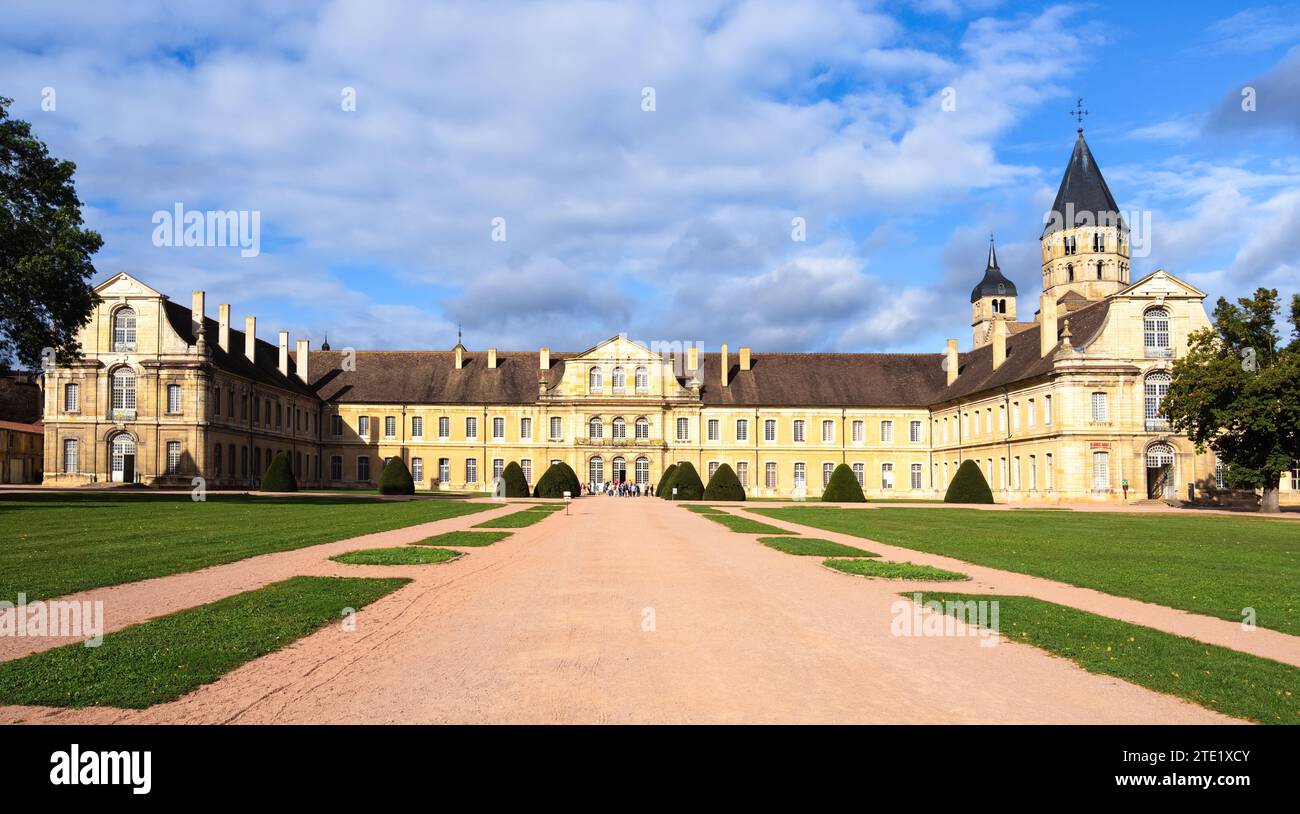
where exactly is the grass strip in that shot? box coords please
[331,547,461,565]
[411,531,511,547]
[825,559,967,580]
[758,536,877,557]
[473,508,557,529]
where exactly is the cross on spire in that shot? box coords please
[1070,97,1088,132]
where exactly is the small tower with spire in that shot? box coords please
[971,235,1018,348]
[1041,100,1130,303]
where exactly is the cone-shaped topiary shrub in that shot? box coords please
[533,462,573,498]
[556,461,581,496]
[944,459,994,504]
[821,463,866,502]
[377,456,415,495]
[656,464,678,498]
[501,461,530,497]
[259,451,298,492]
[703,462,746,501]
[666,461,704,500]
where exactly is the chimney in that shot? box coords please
[191,290,205,332]
[278,331,289,377]
[1040,294,1058,357]
[455,345,464,369]
[487,347,497,369]
[245,316,257,362]
[218,304,230,352]
[992,320,1008,370]
[739,346,751,371]
[296,339,309,383]
[539,347,549,370]
[720,343,729,387]
[946,339,959,386]
[687,344,699,373]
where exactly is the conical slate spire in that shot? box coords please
[1042,131,1124,236]
[970,235,1017,303]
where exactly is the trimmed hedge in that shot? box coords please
[501,461,530,497]
[533,462,580,498]
[377,457,415,495]
[665,461,704,501]
[944,459,994,504]
[656,464,678,498]
[821,463,866,502]
[703,462,746,501]
[258,451,297,492]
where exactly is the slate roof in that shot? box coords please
[695,353,950,407]
[0,375,42,424]
[1042,132,1125,237]
[970,239,1018,303]
[309,350,567,405]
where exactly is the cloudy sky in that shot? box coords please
[3,0,1298,354]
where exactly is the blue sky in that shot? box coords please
[2,0,1297,354]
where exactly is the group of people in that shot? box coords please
[586,480,653,497]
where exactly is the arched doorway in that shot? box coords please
[110,433,136,483]
[1145,442,1175,499]
[611,456,627,485]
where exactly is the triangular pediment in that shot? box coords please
[95,272,165,299]
[1116,269,1204,300]
[569,334,665,363]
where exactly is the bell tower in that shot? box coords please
[971,236,1017,349]
[1041,102,1129,303]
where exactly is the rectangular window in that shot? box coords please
[676,418,689,442]
[521,459,533,484]
[910,463,923,490]
[64,383,79,412]
[1214,458,1225,490]
[793,420,805,443]
[213,386,221,416]
[793,462,806,487]
[1000,457,1008,489]
[493,417,505,440]
[736,461,748,487]
[821,420,834,443]
[357,456,370,481]
[166,441,181,475]
[852,462,864,486]
[822,462,834,487]
[358,415,370,438]
[332,415,343,436]
[735,419,748,442]
[520,417,532,440]
[1027,398,1036,426]
[881,462,894,490]
[708,461,720,480]
[411,416,423,438]
[1011,404,1020,432]
[1092,451,1110,488]
[880,420,893,443]
[1045,452,1054,489]
[909,420,922,443]
[707,419,719,441]
[412,457,424,482]
[550,417,562,441]
[1044,395,1053,425]
[493,458,505,480]
[1029,455,1037,490]
[466,457,478,483]
[439,458,450,482]
[765,462,777,488]
[439,416,451,439]
[466,417,478,439]
[385,415,396,438]
[851,420,864,443]
[330,455,342,480]
[635,419,649,440]
[1091,392,1108,421]
[63,438,78,473]
[764,419,776,442]
[167,384,182,414]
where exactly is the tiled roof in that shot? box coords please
[310,350,566,405]
[1042,132,1125,237]
[162,300,319,398]
[696,353,949,408]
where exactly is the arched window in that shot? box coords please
[1066,263,1074,282]
[1143,307,1170,352]
[589,417,603,439]
[634,417,649,439]
[113,307,137,351]
[635,457,650,485]
[213,443,223,474]
[1145,442,1174,468]
[611,366,626,392]
[589,456,604,484]
[1144,372,1171,420]
[1096,261,1104,280]
[612,417,626,439]
[634,366,649,393]
[110,367,137,411]
[588,367,603,392]
[612,456,627,483]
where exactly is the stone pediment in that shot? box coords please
[95,272,164,300]
[1117,269,1204,301]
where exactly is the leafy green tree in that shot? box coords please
[821,463,866,502]
[0,97,102,372]
[1164,288,1300,512]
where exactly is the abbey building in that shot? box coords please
[38,131,1300,504]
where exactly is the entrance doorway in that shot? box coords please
[1145,443,1174,499]
[611,457,626,485]
[111,434,136,483]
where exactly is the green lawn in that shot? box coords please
[0,576,407,709]
[757,536,877,557]
[825,559,967,580]
[412,530,511,547]
[0,492,497,601]
[917,592,1299,724]
[753,506,1300,636]
[331,547,462,565]
[472,508,559,528]
[681,505,726,514]
[694,512,792,534]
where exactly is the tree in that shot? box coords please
[501,461,530,497]
[1163,288,1300,513]
[665,461,704,500]
[944,460,994,504]
[821,463,866,502]
[703,462,746,501]
[377,457,415,495]
[655,463,677,498]
[0,97,102,372]
[259,452,298,492]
